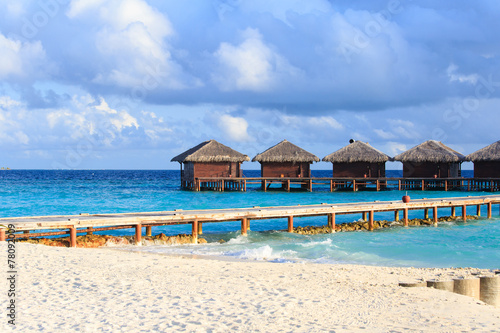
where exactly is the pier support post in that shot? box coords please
[135,224,142,245]
[146,226,152,237]
[328,213,336,233]
[0,229,5,241]
[403,208,409,227]
[476,205,481,217]
[462,205,467,222]
[368,211,374,231]
[487,202,492,219]
[86,227,93,236]
[191,220,198,244]
[241,218,248,236]
[394,210,400,222]
[424,208,429,220]
[287,216,293,233]
[70,227,77,248]
[433,206,438,226]
[362,212,367,222]
[451,206,456,217]
[198,222,203,235]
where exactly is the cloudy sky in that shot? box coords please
[1,0,499,169]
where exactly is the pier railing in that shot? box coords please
[1,195,499,247]
[188,177,500,192]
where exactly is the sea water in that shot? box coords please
[1,170,499,269]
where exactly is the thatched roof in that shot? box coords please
[465,140,500,162]
[322,141,391,163]
[171,140,250,163]
[394,140,465,163]
[252,140,320,163]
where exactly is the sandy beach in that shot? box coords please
[1,243,499,332]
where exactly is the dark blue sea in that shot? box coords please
[1,169,499,269]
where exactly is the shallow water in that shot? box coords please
[1,170,499,268]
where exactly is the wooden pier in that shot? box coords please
[1,195,499,247]
[190,177,500,192]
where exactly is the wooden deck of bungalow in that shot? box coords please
[190,177,500,192]
[1,195,499,247]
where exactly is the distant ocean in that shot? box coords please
[1,169,499,269]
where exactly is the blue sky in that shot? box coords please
[0,0,499,169]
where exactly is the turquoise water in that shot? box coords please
[1,170,499,269]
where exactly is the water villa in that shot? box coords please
[322,140,391,178]
[171,139,250,190]
[466,140,500,178]
[251,140,320,190]
[394,140,465,178]
[252,139,320,178]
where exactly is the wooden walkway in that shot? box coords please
[190,177,500,192]
[1,195,499,247]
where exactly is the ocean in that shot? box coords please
[1,170,499,269]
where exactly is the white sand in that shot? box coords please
[1,243,499,332]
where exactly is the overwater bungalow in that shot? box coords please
[322,140,391,178]
[171,139,250,189]
[394,140,465,178]
[466,140,500,178]
[252,140,320,177]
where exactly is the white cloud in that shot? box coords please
[374,128,396,140]
[447,64,479,84]
[47,96,139,144]
[0,33,47,80]
[217,114,252,142]
[68,0,191,89]
[213,28,301,91]
[307,116,343,130]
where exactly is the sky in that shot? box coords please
[1,0,499,170]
